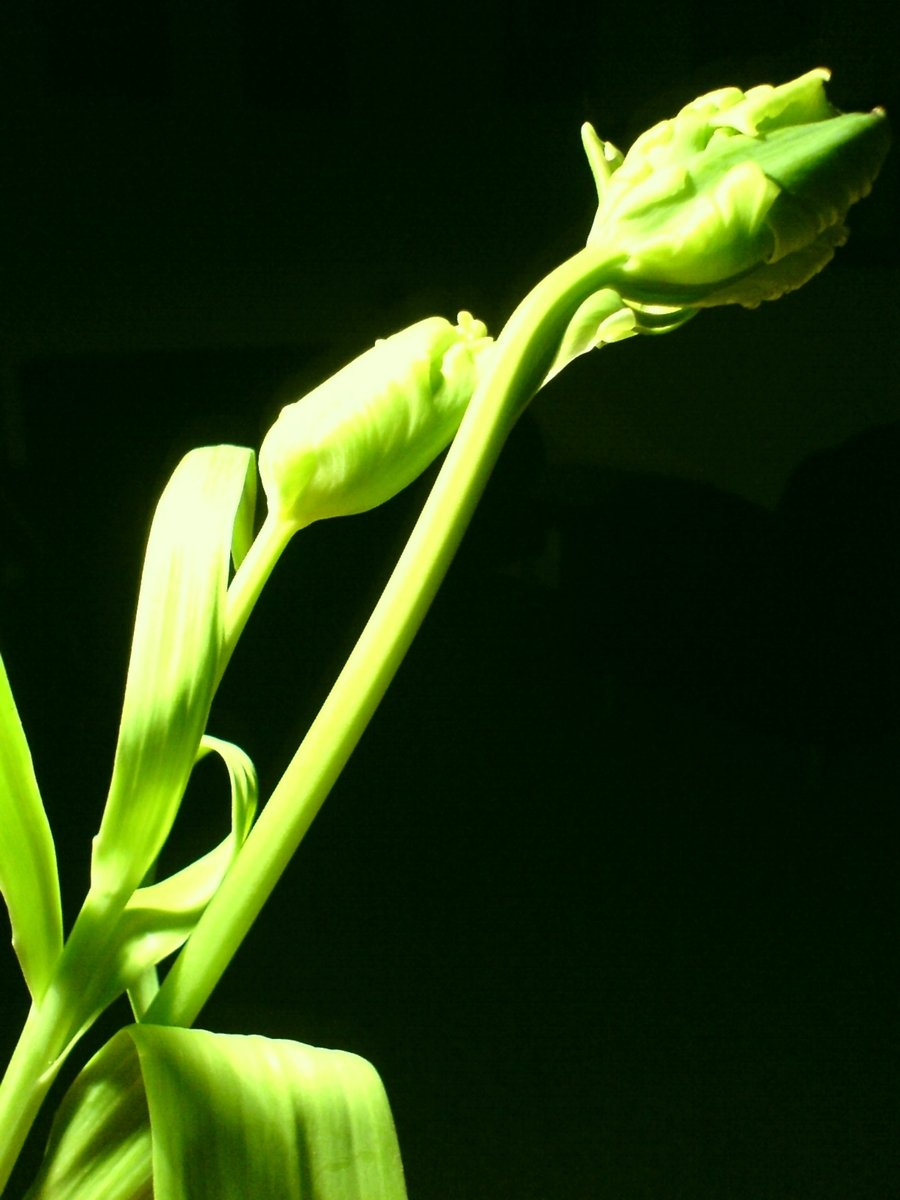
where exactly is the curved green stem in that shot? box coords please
[145,242,624,1030]
[218,509,296,689]
[0,241,623,1193]
[0,239,621,1190]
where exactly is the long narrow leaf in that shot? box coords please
[27,1027,408,1200]
[90,445,256,901]
[0,648,62,1000]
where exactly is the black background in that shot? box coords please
[1,1,899,1197]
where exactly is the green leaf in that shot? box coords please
[0,648,62,1000]
[544,287,638,382]
[23,1032,151,1200]
[44,734,259,1061]
[27,1027,408,1200]
[122,734,259,1019]
[543,287,649,384]
[90,445,257,902]
[32,448,259,1075]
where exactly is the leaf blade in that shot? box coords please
[89,445,256,902]
[0,648,62,999]
[27,1027,408,1200]
[135,1028,407,1200]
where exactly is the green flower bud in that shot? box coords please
[259,311,492,529]
[584,68,890,307]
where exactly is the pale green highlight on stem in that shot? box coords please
[217,508,294,684]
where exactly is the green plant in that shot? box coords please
[0,68,889,1199]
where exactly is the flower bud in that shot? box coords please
[259,312,492,529]
[584,68,890,308]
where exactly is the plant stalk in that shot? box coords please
[0,242,623,1191]
[145,242,624,1030]
[218,509,296,689]
[0,996,73,1196]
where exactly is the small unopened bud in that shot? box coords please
[259,312,492,529]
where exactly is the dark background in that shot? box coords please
[1,1,899,1197]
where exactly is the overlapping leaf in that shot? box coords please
[41,446,259,1066]
[27,1027,407,1200]
[90,445,256,902]
[119,734,259,1020]
[46,733,259,1058]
